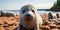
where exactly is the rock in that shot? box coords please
[49,24,56,29]
[0,27,5,30]
[56,25,60,29]
[51,28,59,30]
[0,15,20,30]
[56,20,60,25]
[42,19,51,25]
[13,27,18,30]
[40,26,50,30]
[56,22,60,25]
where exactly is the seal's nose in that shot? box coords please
[26,14,31,16]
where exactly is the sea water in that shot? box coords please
[0,9,52,15]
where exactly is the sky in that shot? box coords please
[0,0,57,10]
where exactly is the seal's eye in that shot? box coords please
[22,10,25,13]
[31,10,35,13]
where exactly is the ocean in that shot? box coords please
[0,9,52,15]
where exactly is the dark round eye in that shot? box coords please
[22,10,25,13]
[32,10,35,12]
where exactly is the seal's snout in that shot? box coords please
[25,14,31,17]
[24,14,33,21]
[25,14,33,19]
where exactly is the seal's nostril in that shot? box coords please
[26,14,31,16]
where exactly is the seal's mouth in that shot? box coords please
[23,16,33,21]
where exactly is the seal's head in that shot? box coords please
[20,4,37,21]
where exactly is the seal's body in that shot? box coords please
[0,12,14,17]
[18,4,42,30]
[48,12,57,19]
[56,13,60,18]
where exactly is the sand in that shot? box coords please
[0,14,60,30]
